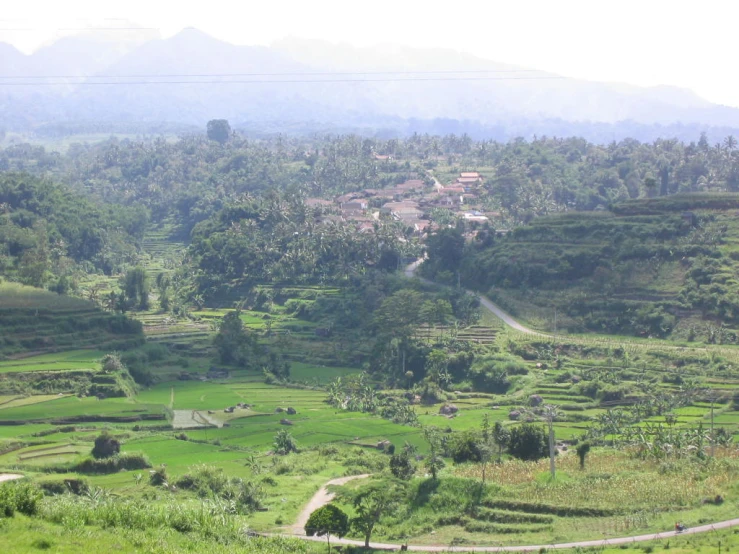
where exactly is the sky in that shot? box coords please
[2,0,737,107]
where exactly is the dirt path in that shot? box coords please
[297,518,739,551]
[288,474,370,535]
[281,474,739,551]
[0,474,23,483]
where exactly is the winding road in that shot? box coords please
[403,260,546,336]
[284,474,739,552]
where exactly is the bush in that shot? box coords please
[91,432,120,459]
[449,431,483,463]
[507,424,549,461]
[389,451,416,480]
[0,481,42,517]
[74,452,151,474]
[149,467,168,486]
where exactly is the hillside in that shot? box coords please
[4,29,739,141]
[458,194,739,340]
[0,282,143,360]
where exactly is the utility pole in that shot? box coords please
[710,393,716,458]
[544,405,557,480]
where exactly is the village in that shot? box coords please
[305,167,497,240]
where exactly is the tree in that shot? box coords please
[207,119,232,144]
[305,504,349,553]
[213,310,253,366]
[389,448,416,480]
[347,484,400,547]
[507,423,548,461]
[92,432,120,459]
[478,414,495,487]
[156,273,171,312]
[492,421,510,462]
[101,353,125,373]
[423,427,445,480]
[424,227,465,281]
[123,267,149,310]
[543,404,559,480]
[273,429,298,455]
[576,441,591,469]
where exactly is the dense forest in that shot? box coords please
[4,128,739,343]
[0,173,148,288]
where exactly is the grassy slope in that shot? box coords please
[0,282,143,358]
[465,194,739,340]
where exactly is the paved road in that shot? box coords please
[404,260,546,337]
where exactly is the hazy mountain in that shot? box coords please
[2,28,739,142]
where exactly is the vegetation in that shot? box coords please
[4,129,739,553]
[304,504,349,552]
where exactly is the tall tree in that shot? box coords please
[305,504,349,553]
[206,119,232,144]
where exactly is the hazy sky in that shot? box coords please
[2,0,737,107]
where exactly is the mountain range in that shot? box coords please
[2,28,739,142]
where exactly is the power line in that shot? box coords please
[0,76,565,86]
[0,69,549,80]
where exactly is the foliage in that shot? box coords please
[206,119,232,144]
[149,466,168,486]
[576,442,591,469]
[507,423,549,461]
[174,465,264,514]
[0,172,146,280]
[342,482,402,547]
[273,429,298,455]
[0,481,42,517]
[423,427,446,480]
[73,453,152,474]
[91,432,120,459]
[304,504,349,549]
[389,446,416,480]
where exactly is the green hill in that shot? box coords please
[460,193,739,340]
[0,282,143,359]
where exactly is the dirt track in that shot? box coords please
[284,475,739,551]
[0,474,23,483]
[288,474,370,535]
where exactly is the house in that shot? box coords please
[381,201,420,215]
[336,193,357,204]
[413,220,433,235]
[435,195,461,207]
[396,179,425,191]
[441,186,466,195]
[341,200,368,211]
[305,198,334,208]
[463,211,489,223]
[357,222,376,233]
[456,172,483,186]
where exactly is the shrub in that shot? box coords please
[74,452,151,474]
[149,467,168,486]
[507,424,549,461]
[0,481,42,517]
[91,432,120,459]
[449,431,483,463]
[389,450,416,480]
